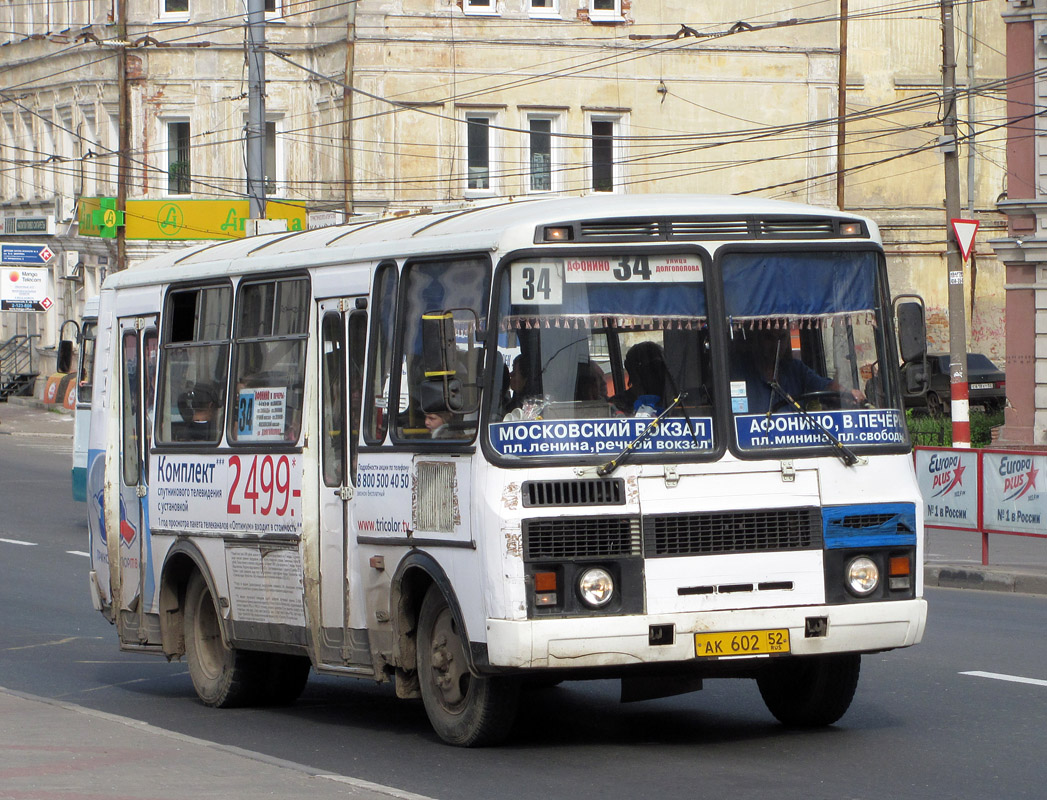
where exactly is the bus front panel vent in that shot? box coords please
[643,507,821,558]
[757,218,839,239]
[668,219,752,240]
[523,516,641,561]
[577,220,661,241]
[521,478,626,508]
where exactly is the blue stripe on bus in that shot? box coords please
[822,502,917,550]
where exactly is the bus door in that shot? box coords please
[115,316,159,643]
[317,300,368,665]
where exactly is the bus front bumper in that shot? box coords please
[485,599,927,670]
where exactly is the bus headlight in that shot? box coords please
[578,567,614,608]
[846,556,879,596]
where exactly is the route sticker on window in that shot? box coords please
[237,386,288,441]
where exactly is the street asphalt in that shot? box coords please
[1,394,1044,799]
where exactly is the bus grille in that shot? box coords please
[643,508,820,557]
[522,478,625,507]
[523,516,641,560]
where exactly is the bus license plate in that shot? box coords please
[694,629,790,658]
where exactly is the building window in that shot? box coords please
[464,0,497,15]
[265,120,279,195]
[589,0,620,20]
[264,0,282,16]
[526,114,561,193]
[160,0,189,18]
[465,113,495,193]
[530,0,558,17]
[167,121,191,195]
[590,117,617,193]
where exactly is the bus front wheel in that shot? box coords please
[184,571,265,708]
[757,653,861,727]
[416,586,520,746]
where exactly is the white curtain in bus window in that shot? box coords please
[157,285,231,445]
[231,277,309,444]
[721,250,892,419]
[491,254,712,429]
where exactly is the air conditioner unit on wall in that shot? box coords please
[62,250,82,280]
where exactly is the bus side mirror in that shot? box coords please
[894,297,926,364]
[905,361,928,394]
[419,377,464,414]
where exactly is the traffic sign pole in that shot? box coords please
[942,0,970,448]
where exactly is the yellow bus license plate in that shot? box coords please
[694,629,790,658]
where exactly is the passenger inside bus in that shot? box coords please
[424,409,455,439]
[176,383,219,441]
[732,327,865,414]
[613,341,668,415]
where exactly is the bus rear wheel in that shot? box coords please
[417,586,520,747]
[757,653,861,727]
[184,571,265,708]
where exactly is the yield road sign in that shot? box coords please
[950,218,979,262]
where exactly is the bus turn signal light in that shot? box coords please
[889,555,911,591]
[534,571,558,606]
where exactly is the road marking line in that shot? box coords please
[961,670,1047,688]
[67,550,90,557]
[0,538,36,546]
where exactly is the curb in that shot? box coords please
[925,565,1047,596]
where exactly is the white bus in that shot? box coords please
[72,295,98,502]
[86,194,928,746]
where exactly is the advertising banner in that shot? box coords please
[914,447,980,530]
[982,451,1047,535]
[1,266,53,312]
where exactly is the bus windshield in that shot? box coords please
[488,253,715,459]
[723,249,907,454]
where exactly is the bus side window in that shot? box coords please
[395,256,490,442]
[156,284,232,445]
[364,262,397,445]
[229,277,309,445]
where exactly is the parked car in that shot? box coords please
[902,352,1005,415]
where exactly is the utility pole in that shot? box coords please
[116,0,129,271]
[836,0,848,211]
[246,0,266,221]
[941,0,970,447]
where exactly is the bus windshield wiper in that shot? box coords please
[766,380,858,467]
[597,393,686,477]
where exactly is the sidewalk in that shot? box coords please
[0,686,432,800]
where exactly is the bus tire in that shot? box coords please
[417,585,520,747]
[757,653,860,727]
[184,571,265,708]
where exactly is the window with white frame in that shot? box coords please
[464,112,497,194]
[166,120,191,195]
[525,113,561,193]
[264,0,282,18]
[588,114,623,193]
[529,0,558,18]
[160,0,188,20]
[463,0,497,16]
[589,0,621,21]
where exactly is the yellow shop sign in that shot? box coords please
[78,198,306,240]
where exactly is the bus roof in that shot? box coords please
[104,194,880,290]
